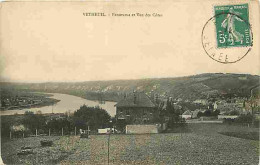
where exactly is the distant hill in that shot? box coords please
[1,73,259,102]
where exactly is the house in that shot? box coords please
[244,86,260,114]
[126,125,159,134]
[98,128,116,134]
[181,110,192,120]
[115,92,158,133]
[213,101,226,110]
[193,99,208,105]
[218,115,238,120]
[115,92,157,124]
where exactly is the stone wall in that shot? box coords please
[125,124,159,134]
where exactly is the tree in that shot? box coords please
[73,105,111,131]
[212,109,220,116]
[163,98,183,128]
[46,117,72,134]
[22,111,46,133]
[197,112,203,118]
[203,110,211,116]
[229,110,239,115]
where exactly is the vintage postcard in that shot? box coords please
[0,0,259,164]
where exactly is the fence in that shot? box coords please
[8,126,81,139]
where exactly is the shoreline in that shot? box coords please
[0,92,117,116]
[31,90,119,102]
[1,93,60,111]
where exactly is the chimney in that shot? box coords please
[151,90,154,100]
[155,94,159,104]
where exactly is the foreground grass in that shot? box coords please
[1,136,80,164]
[219,132,259,141]
[1,124,259,165]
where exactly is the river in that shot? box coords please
[0,93,117,117]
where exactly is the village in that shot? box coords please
[3,88,259,135]
[0,92,59,111]
[1,75,259,164]
[108,87,260,133]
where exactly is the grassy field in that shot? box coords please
[1,124,259,165]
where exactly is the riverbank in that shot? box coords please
[62,91,119,102]
[26,90,120,102]
[0,92,117,116]
[1,92,60,111]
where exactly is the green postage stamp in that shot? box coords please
[214,4,252,48]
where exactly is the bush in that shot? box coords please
[224,114,259,128]
[40,140,53,147]
[223,118,235,124]
[198,109,220,117]
[38,129,45,135]
[80,133,89,138]
[229,110,240,115]
[22,112,46,132]
[235,114,254,123]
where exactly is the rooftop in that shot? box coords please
[182,110,192,115]
[115,92,155,108]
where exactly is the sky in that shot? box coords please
[0,0,259,82]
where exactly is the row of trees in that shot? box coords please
[1,105,112,138]
[223,114,259,127]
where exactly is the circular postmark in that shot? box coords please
[202,12,253,64]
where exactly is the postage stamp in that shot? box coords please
[201,3,253,64]
[214,4,252,48]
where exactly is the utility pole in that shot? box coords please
[107,120,112,165]
[108,133,110,165]
[87,126,90,136]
